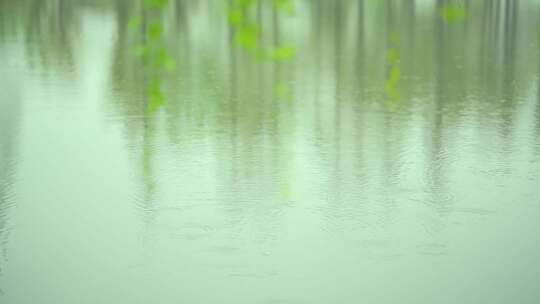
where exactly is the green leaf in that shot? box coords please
[228,9,243,26]
[147,80,166,113]
[385,66,401,101]
[234,0,254,8]
[387,48,400,65]
[235,25,259,51]
[441,4,466,23]
[147,23,163,41]
[144,0,168,10]
[270,46,296,61]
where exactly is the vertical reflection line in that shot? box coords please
[356,0,364,89]
[272,1,279,50]
[480,0,492,85]
[139,1,157,248]
[405,0,416,79]
[497,0,518,158]
[433,0,445,187]
[228,0,239,197]
[271,0,281,184]
[335,0,342,133]
[176,0,190,59]
[423,0,451,235]
[535,6,540,158]
[503,0,518,96]
[354,0,366,197]
[313,0,323,144]
[257,0,264,119]
[333,0,343,207]
[0,72,21,293]
[381,0,399,226]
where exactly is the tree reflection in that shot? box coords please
[0,0,77,76]
[1,0,539,246]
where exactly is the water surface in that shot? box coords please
[1,1,540,303]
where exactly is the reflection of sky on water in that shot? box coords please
[0,1,539,303]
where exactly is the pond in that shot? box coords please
[1,1,540,303]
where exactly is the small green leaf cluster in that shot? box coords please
[228,0,296,62]
[441,4,466,23]
[385,36,401,102]
[128,0,174,114]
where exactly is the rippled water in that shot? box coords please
[1,1,540,303]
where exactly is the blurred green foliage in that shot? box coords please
[235,25,259,51]
[128,0,174,114]
[385,38,401,102]
[270,46,296,61]
[273,0,295,16]
[441,3,466,23]
[228,0,296,62]
[144,0,168,10]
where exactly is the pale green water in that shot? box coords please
[1,1,540,303]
